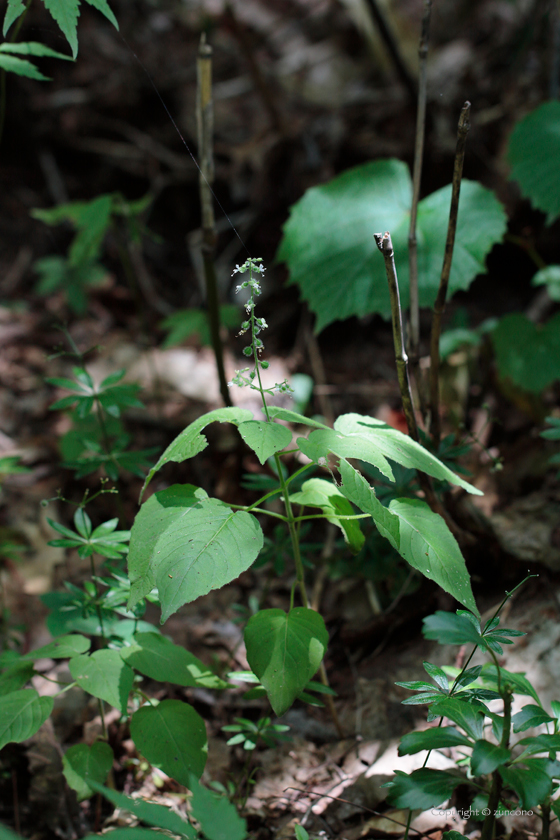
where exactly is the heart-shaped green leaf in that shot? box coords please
[62,741,114,800]
[237,420,292,464]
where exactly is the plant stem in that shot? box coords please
[480,688,511,840]
[197,34,232,407]
[541,802,551,840]
[429,101,471,445]
[408,0,432,409]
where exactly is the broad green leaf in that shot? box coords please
[517,734,560,757]
[387,498,479,615]
[423,661,449,692]
[0,41,72,59]
[0,689,54,749]
[130,699,207,785]
[43,0,80,58]
[508,101,560,224]
[512,704,556,733]
[334,414,483,495]
[429,698,486,741]
[423,611,482,646]
[267,406,331,429]
[89,781,196,838]
[189,774,247,840]
[0,53,49,80]
[0,660,35,695]
[297,427,394,481]
[277,159,506,331]
[480,665,541,704]
[244,608,328,716]
[3,0,26,36]
[127,485,263,622]
[290,477,365,553]
[62,741,113,800]
[84,0,119,30]
[338,458,400,548]
[470,740,510,776]
[140,407,253,499]
[21,634,90,661]
[499,763,552,809]
[492,312,560,393]
[120,633,227,689]
[69,650,134,713]
[386,768,463,809]
[237,420,292,464]
[398,726,472,756]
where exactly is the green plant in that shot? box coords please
[386,583,560,840]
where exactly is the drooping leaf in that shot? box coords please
[470,740,511,776]
[512,705,556,733]
[338,458,401,548]
[290,477,365,553]
[385,768,463,809]
[130,699,207,785]
[188,773,247,840]
[21,634,91,661]
[127,485,263,622]
[277,160,506,331]
[244,608,328,716]
[398,726,472,756]
[69,650,134,713]
[120,633,228,689]
[84,0,119,30]
[42,0,80,58]
[140,408,253,499]
[492,312,560,393]
[423,611,482,646]
[237,420,292,465]
[62,741,114,800]
[0,689,54,749]
[508,101,560,224]
[387,498,479,615]
[499,763,552,809]
[89,781,196,838]
[3,0,27,36]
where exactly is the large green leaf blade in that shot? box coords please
[244,608,328,716]
[508,101,560,224]
[140,408,253,498]
[491,312,560,393]
[43,0,80,58]
[386,768,463,809]
[398,726,472,756]
[120,633,227,689]
[62,741,114,800]
[130,699,207,785]
[89,781,196,838]
[297,427,394,481]
[21,634,90,661]
[388,498,479,616]
[0,689,54,749]
[470,740,510,776]
[0,53,49,80]
[499,763,552,809]
[429,698,486,741]
[69,650,134,713]
[84,0,119,29]
[189,774,247,840]
[3,0,27,36]
[237,420,292,464]
[338,458,401,549]
[290,477,365,553]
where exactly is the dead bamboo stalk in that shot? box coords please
[429,101,471,444]
[197,33,232,407]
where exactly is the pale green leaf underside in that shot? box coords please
[120,632,228,689]
[69,650,134,713]
[238,419,292,464]
[140,407,253,499]
[0,689,54,749]
[62,741,114,800]
[130,699,207,785]
[297,427,395,481]
[277,159,506,331]
[128,484,263,622]
[244,608,328,716]
[508,101,560,224]
[290,477,365,553]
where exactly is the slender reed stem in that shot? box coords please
[197,34,232,407]
[429,102,471,445]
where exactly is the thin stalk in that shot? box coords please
[408,0,432,402]
[480,688,512,840]
[197,34,232,407]
[429,102,471,445]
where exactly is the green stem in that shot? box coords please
[90,554,106,641]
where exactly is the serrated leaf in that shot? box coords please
[423,661,449,692]
[492,312,560,393]
[244,608,328,716]
[3,0,26,36]
[43,0,80,58]
[290,477,365,553]
[512,704,556,733]
[237,420,292,464]
[21,634,90,661]
[0,53,49,80]
[429,698,486,741]
[297,427,395,481]
[423,610,482,646]
[387,498,479,615]
[89,781,196,838]
[508,101,560,224]
[140,408,253,499]
[518,734,560,757]
[0,40,72,60]
[385,768,463,809]
[0,689,54,749]
[398,726,472,756]
[120,633,227,689]
[127,485,263,622]
[334,413,483,495]
[277,160,506,331]
[84,0,119,29]
[499,763,552,809]
[130,699,207,785]
[189,774,247,840]
[62,741,113,801]
[69,650,134,713]
[470,740,510,776]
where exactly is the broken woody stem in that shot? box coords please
[429,101,471,444]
